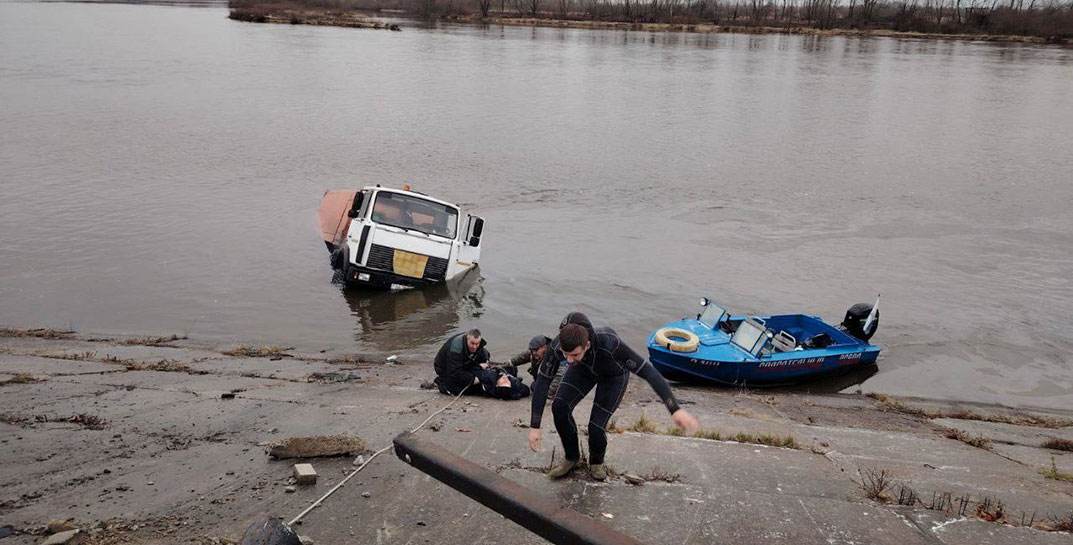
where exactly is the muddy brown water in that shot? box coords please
[2,1,1072,409]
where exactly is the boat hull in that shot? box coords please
[648,347,879,386]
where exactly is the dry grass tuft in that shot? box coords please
[627,413,659,433]
[40,351,98,361]
[622,415,798,449]
[606,419,625,434]
[124,359,194,373]
[1,373,41,385]
[944,428,992,450]
[728,407,759,419]
[1041,437,1073,452]
[67,414,109,430]
[857,466,894,502]
[120,334,187,347]
[974,497,1006,523]
[0,328,74,339]
[0,412,107,429]
[1040,457,1073,482]
[1045,512,1073,532]
[327,354,370,365]
[692,429,723,441]
[867,393,1073,428]
[222,345,293,358]
[642,466,681,483]
[867,393,933,417]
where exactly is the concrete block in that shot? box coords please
[293,463,317,485]
[41,529,81,545]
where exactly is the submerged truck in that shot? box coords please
[318,185,484,288]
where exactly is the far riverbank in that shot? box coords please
[228,1,1072,45]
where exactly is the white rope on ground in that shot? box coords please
[288,384,472,526]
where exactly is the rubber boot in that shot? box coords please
[589,464,607,481]
[547,460,578,479]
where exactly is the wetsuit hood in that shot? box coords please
[559,311,597,364]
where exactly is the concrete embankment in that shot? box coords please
[1,328,1071,544]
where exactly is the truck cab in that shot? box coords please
[319,185,484,288]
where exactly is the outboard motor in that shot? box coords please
[840,303,879,342]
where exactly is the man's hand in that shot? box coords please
[671,409,699,435]
[528,428,542,452]
[479,363,490,369]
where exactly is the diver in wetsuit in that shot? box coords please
[527,312,700,480]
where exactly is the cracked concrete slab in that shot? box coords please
[3,332,1072,545]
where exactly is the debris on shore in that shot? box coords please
[267,435,366,459]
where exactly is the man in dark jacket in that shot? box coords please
[509,335,563,398]
[508,335,551,376]
[433,329,491,395]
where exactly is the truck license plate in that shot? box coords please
[393,250,429,279]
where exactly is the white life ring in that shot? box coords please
[654,328,700,353]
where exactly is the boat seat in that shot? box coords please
[771,331,797,352]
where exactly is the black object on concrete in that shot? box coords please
[239,517,301,545]
[392,432,648,545]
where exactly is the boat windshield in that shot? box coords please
[731,319,768,356]
[698,302,727,329]
[371,192,458,238]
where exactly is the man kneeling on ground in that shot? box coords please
[433,329,530,400]
[509,334,564,398]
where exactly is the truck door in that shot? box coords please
[456,214,484,266]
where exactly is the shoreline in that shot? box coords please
[227,7,1069,45]
[2,327,1072,543]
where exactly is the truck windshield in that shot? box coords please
[371,192,458,239]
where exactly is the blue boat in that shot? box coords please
[647,298,880,386]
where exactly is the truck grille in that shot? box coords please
[366,244,449,281]
[424,256,449,281]
[366,244,394,271]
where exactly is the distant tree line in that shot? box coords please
[230,0,1073,39]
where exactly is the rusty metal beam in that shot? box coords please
[392,432,646,545]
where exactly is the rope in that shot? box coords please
[288,383,472,526]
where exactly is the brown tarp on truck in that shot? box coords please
[318,189,358,248]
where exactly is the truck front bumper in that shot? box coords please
[343,264,439,288]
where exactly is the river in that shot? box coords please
[2,0,1072,408]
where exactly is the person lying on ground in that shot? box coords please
[476,366,531,400]
[527,312,700,481]
[509,334,564,398]
[433,328,531,400]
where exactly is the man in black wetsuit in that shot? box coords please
[527,312,699,480]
